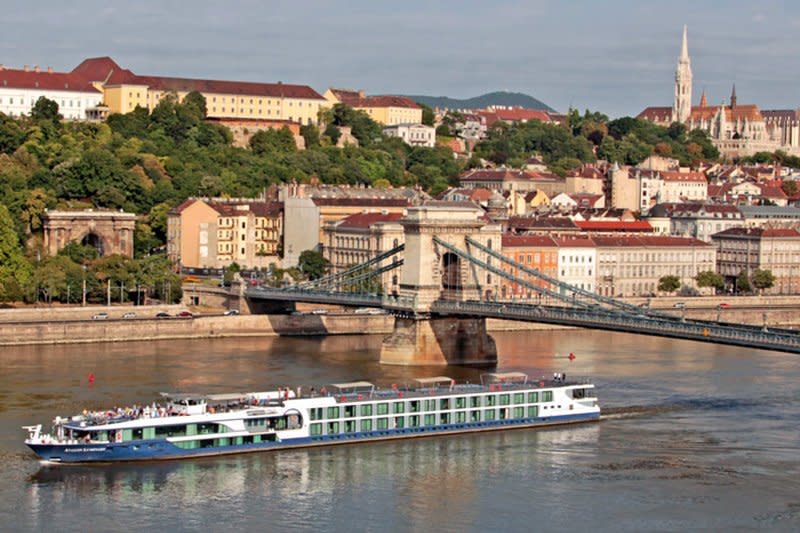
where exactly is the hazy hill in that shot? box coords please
[406,91,555,112]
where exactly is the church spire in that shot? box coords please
[680,24,689,61]
[730,84,737,108]
[700,89,707,107]
[672,25,693,124]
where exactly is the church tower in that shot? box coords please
[672,25,693,124]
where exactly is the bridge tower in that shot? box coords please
[380,204,500,365]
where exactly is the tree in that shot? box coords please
[695,271,724,292]
[736,270,752,293]
[300,124,320,149]
[249,127,297,155]
[298,249,329,280]
[182,91,207,119]
[30,97,61,123]
[751,269,775,293]
[419,103,435,126]
[658,275,681,293]
[781,180,798,197]
[0,113,25,154]
[0,203,33,301]
[58,241,100,265]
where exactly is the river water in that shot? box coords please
[1,330,799,532]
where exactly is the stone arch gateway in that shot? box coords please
[42,209,137,258]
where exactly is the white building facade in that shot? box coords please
[0,66,103,120]
[382,123,436,147]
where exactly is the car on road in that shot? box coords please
[177,311,193,318]
[310,309,328,315]
[223,309,240,316]
[718,302,731,309]
[91,312,108,320]
[156,312,170,318]
[122,312,137,319]
[673,302,686,309]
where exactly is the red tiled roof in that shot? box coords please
[756,183,787,199]
[575,221,653,232]
[713,227,800,238]
[553,236,595,247]
[312,198,411,207]
[660,171,707,183]
[591,235,710,247]
[636,106,672,122]
[337,211,404,229]
[0,67,101,93]
[481,108,551,123]
[508,217,579,230]
[501,235,558,248]
[207,200,283,217]
[460,169,561,182]
[690,104,763,122]
[70,56,125,82]
[332,89,420,109]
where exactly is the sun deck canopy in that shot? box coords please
[481,372,529,385]
[329,381,375,392]
[413,376,454,387]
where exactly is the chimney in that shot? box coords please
[358,90,365,98]
[34,65,40,73]
[0,64,4,70]
[23,64,30,72]
[47,66,53,73]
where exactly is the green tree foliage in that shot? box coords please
[300,124,320,149]
[31,97,62,123]
[0,112,25,154]
[474,120,595,168]
[781,180,798,197]
[736,270,752,293]
[0,203,33,301]
[658,275,681,293]
[58,241,100,264]
[330,104,382,146]
[695,271,725,291]
[298,249,329,280]
[751,269,775,292]
[249,127,297,155]
[418,103,435,126]
[601,117,718,165]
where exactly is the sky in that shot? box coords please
[2,0,799,117]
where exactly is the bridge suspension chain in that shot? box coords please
[329,259,404,292]
[301,244,405,289]
[432,236,592,308]
[464,236,655,316]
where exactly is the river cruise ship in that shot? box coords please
[24,373,599,463]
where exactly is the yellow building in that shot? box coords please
[72,57,326,125]
[167,198,283,269]
[324,88,422,125]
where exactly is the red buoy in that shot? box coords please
[88,373,95,384]
[568,352,576,361]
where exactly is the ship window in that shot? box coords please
[439,413,451,424]
[499,394,511,406]
[486,395,496,407]
[424,400,436,411]
[409,401,420,413]
[327,407,340,419]
[95,431,109,442]
[513,393,525,404]
[424,414,436,425]
[470,410,480,422]
[377,418,389,430]
[377,403,389,415]
[310,423,323,436]
[155,425,187,438]
[470,396,481,408]
[393,402,405,414]
[361,404,373,416]
[345,405,357,418]
[542,391,553,402]
[327,422,339,434]
[345,420,357,433]
[309,407,323,421]
[499,408,509,420]
[245,418,267,429]
[132,428,144,440]
[394,416,405,429]
[242,436,254,444]
[360,419,372,432]
[199,438,216,448]
[409,415,420,427]
[439,398,451,410]
[143,427,156,439]
[484,409,496,421]
[528,392,539,403]
[455,411,467,423]
[455,397,466,409]
[198,422,219,434]
[513,407,525,419]
[528,406,539,418]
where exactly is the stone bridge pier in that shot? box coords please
[380,204,502,365]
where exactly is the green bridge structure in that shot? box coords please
[247,205,800,365]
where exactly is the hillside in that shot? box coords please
[406,91,556,112]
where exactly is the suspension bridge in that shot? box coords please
[247,204,800,364]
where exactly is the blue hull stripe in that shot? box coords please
[28,412,599,463]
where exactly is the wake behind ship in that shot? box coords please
[24,372,600,463]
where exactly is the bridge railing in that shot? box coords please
[431,299,800,350]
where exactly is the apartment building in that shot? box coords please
[324,88,422,125]
[72,57,326,125]
[0,64,103,119]
[167,198,283,269]
[711,227,800,294]
[322,212,405,294]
